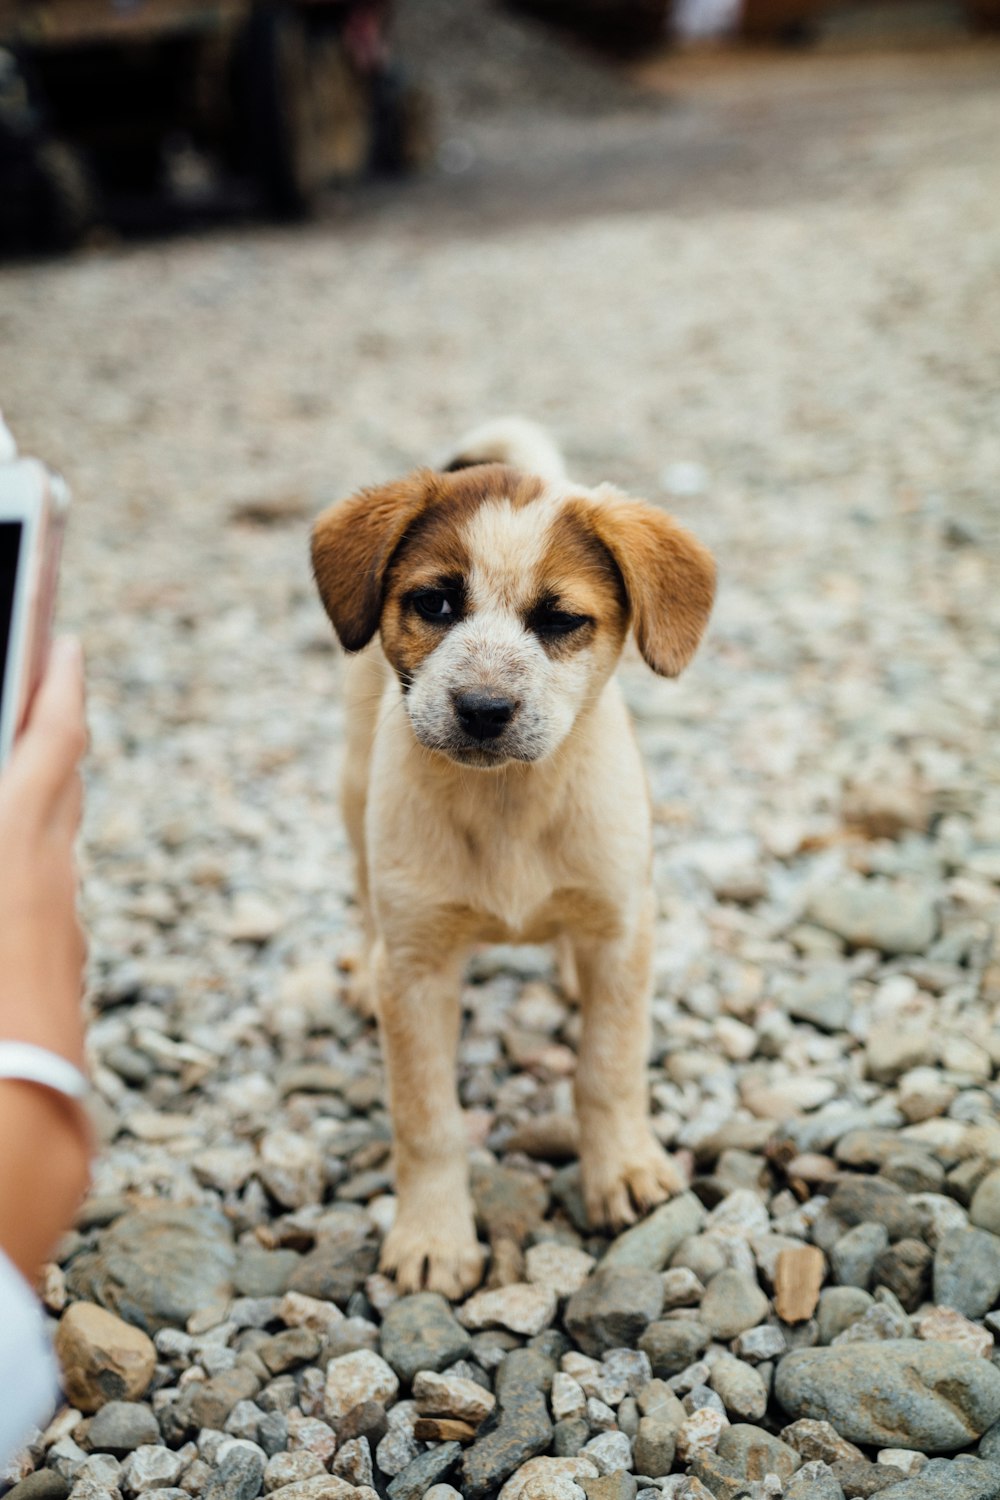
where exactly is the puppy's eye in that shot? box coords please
[413,589,459,623]
[529,599,591,636]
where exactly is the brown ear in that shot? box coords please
[588,487,716,676]
[311,472,433,652]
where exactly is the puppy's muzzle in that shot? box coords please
[453,690,518,742]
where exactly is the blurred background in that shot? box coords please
[0,0,998,1410]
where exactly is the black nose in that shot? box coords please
[454,691,516,741]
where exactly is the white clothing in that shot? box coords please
[0,1248,58,1465]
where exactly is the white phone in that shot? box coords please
[0,447,70,766]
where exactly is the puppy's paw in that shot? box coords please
[380,1216,486,1300]
[582,1136,685,1232]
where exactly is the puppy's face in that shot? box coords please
[312,465,715,770]
[379,471,629,767]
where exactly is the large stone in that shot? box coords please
[807,877,937,956]
[699,1271,769,1340]
[638,1320,709,1378]
[54,1303,156,1413]
[775,1340,1000,1452]
[935,1228,1000,1320]
[461,1350,554,1500]
[387,1444,462,1500]
[831,1223,889,1290]
[565,1268,664,1358]
[498,1457,599,1499]
[717,1425,801,1481]
[971,1172,1000,1237]
[784,1462,848,1500]
[817,1287,875,1345]
[873,1456,1000,1499]
[459,1283,557,1337]
[323,1351,398,1425]
[379,1293,471,1383]
[709,1353,767,1420]
[826,1179,923,1244]
[85,1401,160,1454]
[602,1195,706,1272]
[65,1207,236,1334]
[202,1446,266,1500]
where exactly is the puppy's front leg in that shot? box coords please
[573,897,683,1230]
[378,946,486,1299]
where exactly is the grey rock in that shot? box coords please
[732,1324,787,1363]
[380,1293,472,1383]
[775,1340,1000,1452]
[582,1475,638,1500]
[784,969,853,1032]
[709,1353,768,1420]
[807,877,937,956]
[971,1172,1000,1238]
[981,1420,1000,1464]
[671,1236,728,1286]
[85,1404,160,1456]
[831,1223,889,1290]
[602,1195,706,1272]
[66,1207,236,1335]
[700,1270,769,1340]
[830,1458,906,1495]
[716,1425,801,1481]
[553,1417,590,1457]
[201,1448,264,1500]
[233,1249,300,1300]
[638,1321,710,1378]
[880,1152,945,1196]
[565,1268,665,1358]
[7,1478,70,1500]
[871,1239,932,1312]
[817,1287,875,1345]
[160,1368,261,1442]
[827,1180,923,1244]
[785,1462,847,1500]
[685,1383,726,1416]
[633,1414,676,1477]
[831,1291,912,1345]
[460,1350,553,1500]
[387,1442,462,1500]
[582,1430,633,1475]
[256,1412,287,1457]
[935,1228,1000,1320]
[287,1240,378,1307]
[688,1451,745,1499]
[875,1456,1000,1499]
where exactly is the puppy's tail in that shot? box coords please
[440,417,566,482]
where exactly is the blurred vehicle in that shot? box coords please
[0,0,431,249]
[507,0,672,50]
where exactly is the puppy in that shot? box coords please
[311,420,716,1298]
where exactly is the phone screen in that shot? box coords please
[0,519,23,717]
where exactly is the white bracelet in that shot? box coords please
[0,1042,88,1102]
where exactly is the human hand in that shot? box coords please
[0,637,87,1066]
[0,637,90,1284]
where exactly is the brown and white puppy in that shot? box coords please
[311,420,716,1298]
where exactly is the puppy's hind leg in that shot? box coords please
[339,650,387,1017]
[572,895,684,1230]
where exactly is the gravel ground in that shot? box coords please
[1,9,1000,1500]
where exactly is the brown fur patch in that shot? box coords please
[311,465,544,656]
[582,491,716,676]
[529,504,630,659]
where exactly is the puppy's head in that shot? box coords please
[312,465,715,769]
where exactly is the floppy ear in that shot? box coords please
[588,488,716,677]
[311,472,433,652]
